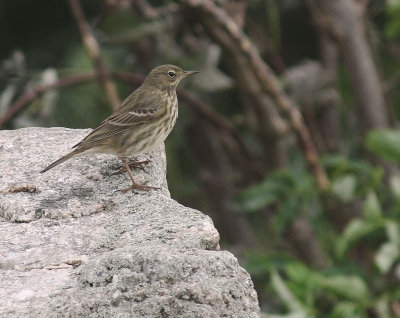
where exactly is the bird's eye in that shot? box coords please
[168,71,176,78]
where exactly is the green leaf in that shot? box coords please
[312,274,369,302]
[233,184,279,213]
[363,191,382,221]
[322,154,383,196]
[336,219,380,257]
[331,174,356,203]
[387,0,400,10]
[386,220,400,244]
[374,297,391,318]
[285,262,311,285]
[385,0,400,39]
[389,175,400,199]
[270,269,310,315]
[366,129,400,162]
[375,242,400,273]
[375,221,400,273]
[243,252,293,276]
[233,171,296,213]
[329,301,363,318]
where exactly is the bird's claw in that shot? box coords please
[120,183,159,193]
[112,159,150,176]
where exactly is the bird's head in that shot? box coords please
[143,64,199,91]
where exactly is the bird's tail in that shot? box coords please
[40,149,83,173]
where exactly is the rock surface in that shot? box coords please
[0,127,260,317]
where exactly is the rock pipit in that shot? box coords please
[41,64,198,192]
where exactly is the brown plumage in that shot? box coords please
[41,64,198,192]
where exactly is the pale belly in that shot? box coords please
[133,123,174,154]
[119,105,178,157]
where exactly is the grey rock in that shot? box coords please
[0,127,260,318]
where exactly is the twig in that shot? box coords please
[181,2,289,169]
[68,0,120,109]
[180,0,330,190]
[246,20,286,73]
[134,0,179,19]
[134,0,159,19]
[303,0,340,42]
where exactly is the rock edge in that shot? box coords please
[0,127,260,318]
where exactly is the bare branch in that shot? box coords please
[303,0,340,41]
[319,0,390,132]
[134,0,179,19]
[180,0,330,190]
[68,0,120,109]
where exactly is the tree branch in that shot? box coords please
[180,0,330,190]
[68,0,120,109]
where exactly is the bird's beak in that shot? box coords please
[183,70,199,76]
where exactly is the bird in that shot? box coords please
[40,64,198,193]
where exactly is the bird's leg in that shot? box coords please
[112,157,150,176]
[118,157,158,193]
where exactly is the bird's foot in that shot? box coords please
[120,183,159,193]
[112,159,150,176]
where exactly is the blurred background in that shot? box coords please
[1,0,400,316]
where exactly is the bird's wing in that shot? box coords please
[105,105,160,126]
[73,90,162,148]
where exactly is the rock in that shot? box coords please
[0,127,260,317]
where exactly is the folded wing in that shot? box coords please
[73,88,162,148]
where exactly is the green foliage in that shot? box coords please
[234,168,318,233]
[366,129,400,162]
[322,155,384,199]
[234,170,302,213]
[336,190,385,257]
[375,221,400,273]
[241,150,400,317]
[330,174,356,203]
[336,218,381,258]
[284,262,370,304]
[270,269,311,317]
[246,253,372,317]
[385,0,400,39]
